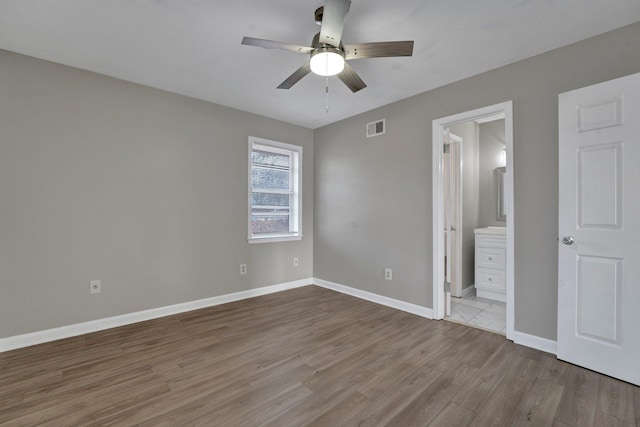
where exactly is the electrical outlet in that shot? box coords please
[384,268,392,281]
[293,257,299,267]
[240,264,247,275]
[90,280,101,294]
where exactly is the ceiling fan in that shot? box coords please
[241,0,414,93]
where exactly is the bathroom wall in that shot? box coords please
[478,120,507,227]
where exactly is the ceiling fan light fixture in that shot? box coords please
[310,47,345,76]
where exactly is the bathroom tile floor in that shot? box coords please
[447,292,506,334]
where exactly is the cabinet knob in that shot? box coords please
[488,277,493,281]
[488,257,493,261]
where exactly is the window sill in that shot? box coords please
[248,234,302,244]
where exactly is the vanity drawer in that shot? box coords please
[476,247,505,270]
[476,268,505,293]
[475,234,506,248]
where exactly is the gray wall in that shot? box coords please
[2,23,639,343]
[478,120,507,227]
[0,50,313,338]
[313,22,640,340]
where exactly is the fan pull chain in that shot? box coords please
[325,76,330,113]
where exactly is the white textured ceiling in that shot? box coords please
[1,1,639,129]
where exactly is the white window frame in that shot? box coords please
[248,136,302,244]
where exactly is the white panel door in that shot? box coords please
[558,72,640,386]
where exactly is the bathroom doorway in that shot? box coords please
[432,101,514,339]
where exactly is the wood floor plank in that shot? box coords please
[450,339,517,412]
[0,365,155,423]
[232,383,314,427]
[133,380,254,427]
[168,378,310,427]
[258,370,374,427]
[359,321,445,374]
[243,355,314,388]
[383,370,471,426]
[597,375,637,424]
[0,285,638,426]
[437,326,506,371]
[98,374,252,425]
[554,364,601,426]
[427,401,476,427]
[341,370,444,427]
[510,377,565,426]
[304,391,372,427]
[537,353,572,386]
[635,387,640,425]
[594,412,625,427]
[469,354,541,426]
[6,370,169,426]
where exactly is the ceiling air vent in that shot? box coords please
[366,119,386,138]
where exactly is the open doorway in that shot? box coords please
[432,101,514,340]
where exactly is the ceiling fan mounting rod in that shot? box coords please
[314,6,324,26]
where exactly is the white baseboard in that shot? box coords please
[513,331,557,355]
[313,278,433,319]
[2,276,558,358]
[475,287,507,302]
[0,278,312,353]
[313,279,559,356]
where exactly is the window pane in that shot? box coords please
[252,215,290,235]
[252,150,290,169]
[252,192,290,207]
[251,168,289,190]
[248,138,301,241]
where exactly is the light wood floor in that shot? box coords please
[1,286,638,426]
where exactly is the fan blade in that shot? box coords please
[241,37,313,54]
[277,63,312,89]
[338,62,366,93]
[319,0,351,47]
[343,41,414,60]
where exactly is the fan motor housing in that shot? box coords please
[310,46,344,59]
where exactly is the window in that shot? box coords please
[248,137,302,243]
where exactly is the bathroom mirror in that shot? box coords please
[495,167,506,220]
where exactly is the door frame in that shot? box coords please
[443,131,463,297]
[432,101,515,340]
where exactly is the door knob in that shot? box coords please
[561,236,575,245]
